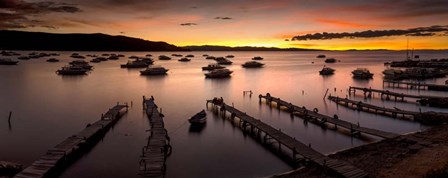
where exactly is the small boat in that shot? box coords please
[159,55,172,60]
[56,66,88,75]
[352,68,374,79]
[101,54,110,56]
[205,56,215,60]
[202,63,225,71]
[185,54,194,58]
[319,66,335,75]
[117,54,125,57]
[203,54,209,57]
[18,56,30,60]
[215,57,232,65]
[226,55,235,58]
[69,60,93,70]
[141,58,154,65]
[70,53,85,59]
[189,110,207,124]
[317,55,326,58]
[0,58,19,65]
[325,58,337,63]
[252,56,263,60]
[108,56,119,60]
[128,55,139,59]
[172,54,182,57]
[145,54,152,57]
[382,69,406,79]
[140,66,169,75]
[178,57,191,62]
[97,57,108,61]
[242,61,264,68]
[46,58,60,63]
[205,69,233,78]
[90,58,101,63]
[121,59,149,68]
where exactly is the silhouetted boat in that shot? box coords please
[203,54,209,57]
[317,54,326,58]
[172,54,182,57]
[352,68,373,79]
[18,56,30,60]
[319,66,335,75]
[202,63,225,71]
[189,110,207,124]
[226,55,234,58]
[97,57,108,61]
[46,58,60,63]
[252,56,263,60]
[129,55,139,59]
[90,58,101,63]
[56,66,88,75]
[205,69,233,78]
[242,61,264,68]
[215,57,232,65]
[382,68,406,79]
[121,59,149,68]
[0,58,19,65]
[108,55,119,60]
[325,58,337,63]
[178,57,191,62]
[159,55,171,60]
[205,56,215,60]
[70,53,85,59]
[145,54,152,57]
[140,66,169,75]
[141,58,154,65]
[69,60,93,70]
[185,54,194,58]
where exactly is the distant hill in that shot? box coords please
[0,30,187,51]
[185,45,321,51]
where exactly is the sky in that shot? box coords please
[1,0,448,50]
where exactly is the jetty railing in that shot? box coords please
[348,86,445,102]
[15,103,129,178]
[383,80,448,91]
[206,99,368,178]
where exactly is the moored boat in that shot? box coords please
[178,57,191,62]
[0,58,19,65]
[185,54,194,58]
[69,60,93,70]
[56,66,88,75]
[189,110,207,124]
[352,68,374,79]
[140,66,169,75]
[319,66,335,75]
[226,55,234,58]
[205,56,215,60]
[242,61,264,68]
[215,57,232,65]
[159,55,171,60]
[382,68,406,79]
[120,59,149,68]
[202,63,225,71]
[205,68,233,78]
[317,54,326,58]
[46,58,60,63]
[18,56,30,60]
[90,58,101,63]
[325,58,337,63]
[252,56,263,60]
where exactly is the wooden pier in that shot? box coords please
[206,100,368,178]
[139,96,171,177]
[383,80,448,91]
[15,103,129,178]
[259,94,399,139]
[348,86,446,102]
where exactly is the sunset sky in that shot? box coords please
[1,0,448,50]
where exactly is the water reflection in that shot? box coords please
[188,123,206,134]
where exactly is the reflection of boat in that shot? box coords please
[159,55,171,60]
[140,66,169,75]
[120,59,149,68]
[205,69,233,78]
[317,55,326,58]
[202,63,225,71]
[252,56,263,60]
[46,58,60,63]
[319,66,335,75]
[189,110,207,124]
[242,61,264,68]
[325,58,336,63]
[352,68,374,79]
[189,123,206,133]
[178,57,191,62]
[56,66,88,75]
[0,58,19,65]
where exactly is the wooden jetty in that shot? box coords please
[259,94,399,139]
[348,86,446,102]
[206,99,368,178]
[15,103,129,178]
[383,80,448,91]
[139,96,171,177]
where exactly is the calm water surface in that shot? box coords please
[1,51,448,178]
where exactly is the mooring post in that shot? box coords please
[323,88,329,100]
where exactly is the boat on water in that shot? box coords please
[203,54,209,57]
[145,54,152,57]
[97,57,108,61]
[382,68,407,79]
[108,55,119,60]
[325,58,337,63]
[319,66,335,75]
[70,53,85,59]
[178,57,191,62]
[121,59,149,68]
[159,55,172,60]
[69,60,93,70]
[0,58,19,65]
[215,57,232,65]
[252,56,263,60]
[46,58,60,63]
[56,66,88,75]
[404,68,447,79]
[140,66,169,75]
[90,58,101,63]
[205,56,215,60]
[202,63,225,71]
[352,68,374,79]
[172,54,182,57]
[185,54,194,58]
[226,55,235,58]
[18,56,30,60]
[317,54,326,58]
[189,110,207,124]
[205,68,233,78]
[242,61,264,68]
[141,58,154,65]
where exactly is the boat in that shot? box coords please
[159,55,171,60]
[352,68,374,79]
[97,57,108,61]
[145,54,152,57]
[188,110,207,124]
[252,56,263,60]
[325,58,337,63]
[120,59,149,68]
[140,66,169,75]
[172,54,182,57]
[205,56,215,60]
[215,57,232,65]
[242,61,264,68]
[128,55,139,59]
[0,58,19,65]
[141,58,154,65]
[202,63,225,71]
[117,54,125,57]
[108,56,119,60]
[101,54,110,56]
[185,54,194,58]
[317,55,326,58]
[382,68,406,79]
[203,54,209,57]
[18,56,30,60]
[319,66,335,75]
[70,53,85,59]
[69,60,93,70]
[226,55,234,58]
[178,57,191,62]
[205,68,233,78]
[46,58,60,63]
[56,66,88,75]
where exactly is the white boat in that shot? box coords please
[189,110,207,124]
[140,66,169,75]
[352,68,374,79]
[242,61,264,68]
[205,69,233,78]
[319,66,335,75]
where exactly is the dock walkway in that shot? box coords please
[349,86,445,101]
[259,94,399,139]
[139,96,171,177]
[206,100,368,178]
[383,80,448,91]
[15,104,128,178]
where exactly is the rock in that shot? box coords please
[0,161,23,177]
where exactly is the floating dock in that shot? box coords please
[15,103,128,178]
[206,99,368,178]
[383,80,448,91]
[259,94,399,139]
[348,86,445,101]
[139,96,171,177]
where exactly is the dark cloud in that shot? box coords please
[215,17,232,20]
[292,25,448,41]
[180,23,198,26]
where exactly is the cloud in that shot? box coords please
[215,17,232,20]
[291,25,448,41]
[180,23,198,26]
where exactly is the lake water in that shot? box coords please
[1,50,448,178]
